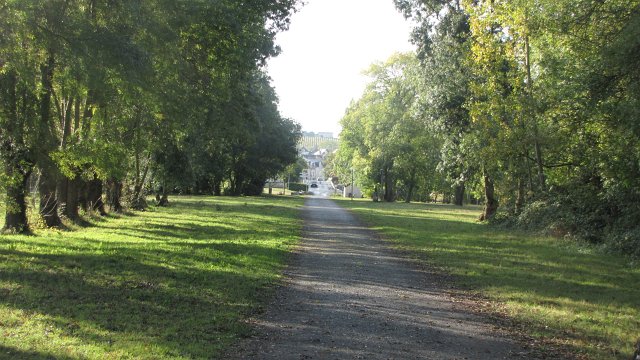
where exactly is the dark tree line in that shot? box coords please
[0,0,302,233]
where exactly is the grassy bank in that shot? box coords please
[0,196,303,359]
[338,199,639,360]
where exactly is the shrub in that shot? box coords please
[288,182,307,192]
[607,229,640,258]
[502,181,640,258]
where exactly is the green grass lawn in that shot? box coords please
[0,195,303,359]
[337,199,640,360]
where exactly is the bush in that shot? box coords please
[502,181,640,258]
[288,182,307,192]
[607,229,640,258]
[243,178,266,196]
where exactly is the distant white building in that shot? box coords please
[313,149,328,157]
[302,155,324,183]
[298,146,311,157]
[297,132,339,184]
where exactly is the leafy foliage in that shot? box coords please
[337,53,445,202]
[0,0,302,231]
[346,0,640,255]
[340,0,640,253]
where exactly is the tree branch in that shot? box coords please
[525,154,576,169]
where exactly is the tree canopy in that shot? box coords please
[0,0,302,233]
[336,0,640,256]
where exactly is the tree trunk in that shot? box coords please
[213,176,222,196]
[230,171,244,196]
[38,167,62,227]
[156,184,169,206]
[77,177,89,212]
[157,192,169,207]
[405,183,415,203]
[405,169,416,203]
[61,97,73,147]
[106,179,124,213]
[63,176,80,220]
[525,35,546,192]
[533,138,546,191]
[57,177,69,215]
[81,91,94,137]
[87,174,107,216]
[2,166,32,234]
[454,181,465,206]
[1,70,31,233]
[480,173,498,221]
[383,169,394,202]
[129,154,150,210]
[37,52,62,227]
[129,185,146,210]
[515,177,526,214]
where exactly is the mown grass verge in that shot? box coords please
[0,195,303,359]
[337,199,640,360]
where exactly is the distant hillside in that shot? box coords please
[299,135,339,152]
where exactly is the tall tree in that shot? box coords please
[1,0,303,230]
[339,53,444,202]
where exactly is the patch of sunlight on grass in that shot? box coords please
[337,198,640,360]
[0,195,303,359]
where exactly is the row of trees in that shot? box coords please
[336,0,640,254]
[0,0,301,233]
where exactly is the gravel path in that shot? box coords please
[230,198,531,359]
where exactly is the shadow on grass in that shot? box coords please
[0,344,76,360]
[0,244,286,358]
[339,200,640,359]
[0,196,303,359]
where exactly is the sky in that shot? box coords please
[266,0,416,137]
